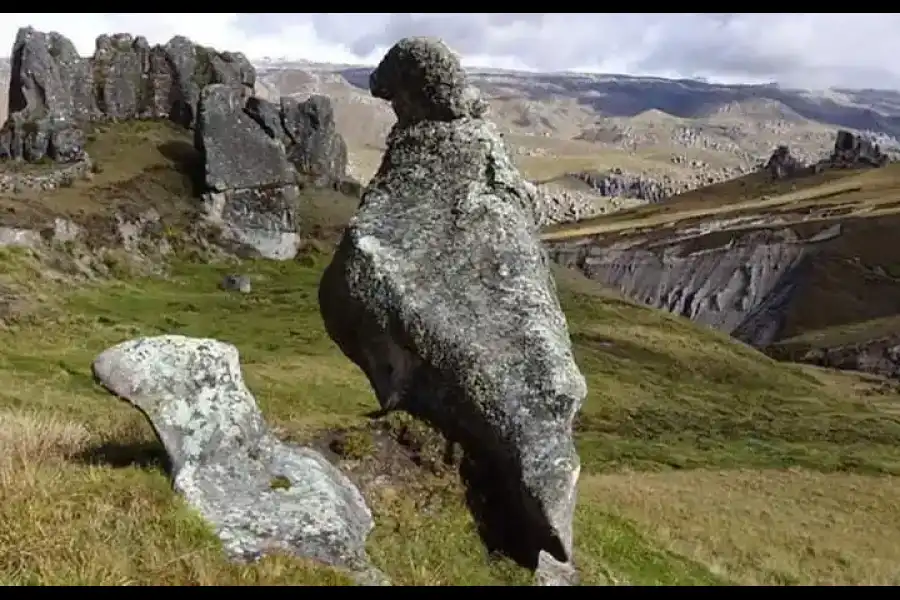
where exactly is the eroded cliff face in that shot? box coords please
[547,223,842,347]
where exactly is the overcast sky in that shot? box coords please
[1,13,898,90]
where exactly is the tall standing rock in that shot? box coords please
[194,84,301,260]
[0,27,88,162]
[318,37,587,585]
[281,95,348,187]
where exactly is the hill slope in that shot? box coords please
[545,159,900,377]
[258,63,900,185]
[0,122,899,585]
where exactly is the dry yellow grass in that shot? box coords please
[584,469,900,586]
[543,164,900,241]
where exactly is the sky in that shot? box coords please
[1,13,898,90]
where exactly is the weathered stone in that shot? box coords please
[92,335,386,584]
[244,97,285,143]
[196,85,294,192]
[1,27,256,163]
[281,95,348,187]
[764,145,805,180]
[368,36,488,126]
[93,34,150,120]
[7,27,90,120]
[829,129,889,168]
[195,84,301,260]
[319,37,585,585]
[220,274,252,294]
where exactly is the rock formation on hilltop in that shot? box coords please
[0,26,254,163]
[764,145,805,180]
[829,129,889,168]
[0,26,355,262]
[318,37,587,585]
[760,130,890,183]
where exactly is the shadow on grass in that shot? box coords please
[73,440,172,476]
[457,449,571,574]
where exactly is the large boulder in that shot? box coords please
[281,95,348,187]
[92,335,386,584]
[0,27,89,162]
[318,37,586,585]
[194,84,301,260]
[829,129,889,168]
[764,145,806,180]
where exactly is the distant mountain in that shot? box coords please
[330,65,900,140]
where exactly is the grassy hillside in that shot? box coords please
[1,122,899,585]
[0,250,898,585]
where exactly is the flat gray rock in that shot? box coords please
[92,335,385,584]
[319,37,586,585]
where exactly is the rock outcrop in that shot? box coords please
[195,85,301,261]
[245,95,349,187]
[0,26,254,163]
[828,129,889,168]
[92,335,386,585]
[570,168,670,203]
[318,37,586,585]
[764,145,806,180]
[194,86,353,260]
[548,224,843,347]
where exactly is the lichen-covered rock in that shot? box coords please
[244,96,284,141]
[1,27,92,162]
[368,37,488,125]
[7,27,93,120]
[92,335,386,585]
[166,39,255,129]
[319,37,586,585]
[195,84,300,260]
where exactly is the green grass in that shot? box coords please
[0,119,893,585]
[1,251,899,585]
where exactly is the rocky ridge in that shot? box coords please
[0,27,254,164]
[764,129,891,181]
[0,27,354,260]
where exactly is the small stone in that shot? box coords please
[220,274,251,294]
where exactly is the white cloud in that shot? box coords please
[0,13,898,89]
